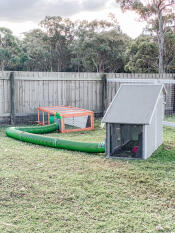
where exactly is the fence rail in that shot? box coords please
[0,71,175,124]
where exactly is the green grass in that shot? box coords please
[0,121,175,233]
[164,115,175,122]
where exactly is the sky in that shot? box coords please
[0,0,146,39]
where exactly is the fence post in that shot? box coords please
[173,76,175,114]
[101,73,107,116]
[10,72,15,125]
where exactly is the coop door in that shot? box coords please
[110,124,143,159]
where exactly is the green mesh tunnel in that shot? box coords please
[6,123,105,153]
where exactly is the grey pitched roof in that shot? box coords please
[102,84,166,125]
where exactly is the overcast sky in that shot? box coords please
[0,0,145,38]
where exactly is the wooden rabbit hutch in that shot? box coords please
[37,106,94,133]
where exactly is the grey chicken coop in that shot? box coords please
[102,84,166,159]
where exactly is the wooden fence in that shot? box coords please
[0,71,175,124]
[0,72,11,122]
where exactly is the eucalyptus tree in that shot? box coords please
[80,30,129,72]
[0,27,21,71]
[163,28,175,72]
[125,35,159,73]
[70,19,118,72]
[71,18,129,72]
[22,29,51,71]
[40,16,74,72]
[116,0,175,73]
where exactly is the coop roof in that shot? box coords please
[102,84,166,125]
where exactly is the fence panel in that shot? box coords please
[0,72,11,118]
[0,71,175,124]
[14,72,103,116]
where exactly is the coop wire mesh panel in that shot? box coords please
[110,124,143,159]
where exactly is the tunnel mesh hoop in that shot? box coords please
[110,124,143,158]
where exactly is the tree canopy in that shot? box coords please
[116,0,175,73]
[1,13,175,73]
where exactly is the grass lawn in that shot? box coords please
[0,120,175,233]
[164,115,175,123]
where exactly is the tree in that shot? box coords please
[164,28,175,72]
[70,19,120,72]
[70,17,129,72]
[0,27,21,71]
[40,16,74,72]
[80,31,129,72]
[116,0,175,73]
[22,29,51,71]
[125,35,158,72]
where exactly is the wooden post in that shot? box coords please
[48,113,50,125]
[38,110,40,124]
[42,112,44,125]
[10,72,15,125]
[61,117,65,133]
[101,73,107,116]
[91,113,94,130]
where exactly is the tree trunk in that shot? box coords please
[0,61,5,71]
[158,10,164,74]
[91,58,98,72]
[99,59,104,73]
[57,61,61,72]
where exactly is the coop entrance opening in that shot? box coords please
[110,124,143,159]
